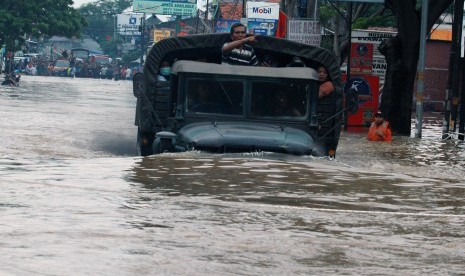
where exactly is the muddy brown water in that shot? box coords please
[1,75,464,275]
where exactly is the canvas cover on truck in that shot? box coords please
[143,33,342,99]
[138,33,343,156]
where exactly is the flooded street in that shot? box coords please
[1,75,464,275]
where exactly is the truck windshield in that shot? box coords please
[250,81,308,118]
[186,79,244,115]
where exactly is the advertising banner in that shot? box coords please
[247,19,278,36]
[214,19,240,33]
[153,30,172,43]
[350,42,373,75]
[351,29,396,84]
[133,0,197,16]
[286,19,321,46]
[246,2,279,20]
[246,2,279,36]
[116,14,142,35]
[343,74,380,127]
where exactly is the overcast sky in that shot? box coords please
[73,0,95,8]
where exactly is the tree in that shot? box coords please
[319,2,394,64]
[79,0,132,56]
[0,0,85,51]
[319,1,453,136]
[380,0,453,135]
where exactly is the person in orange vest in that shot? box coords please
[367,111,392,141]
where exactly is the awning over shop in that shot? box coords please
[430,29,452,41]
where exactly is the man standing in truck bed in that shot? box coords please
[221,23,259,66]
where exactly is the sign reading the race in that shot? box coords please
[286,19,321,46]
[116,14,142,35]
[133,0,197,16]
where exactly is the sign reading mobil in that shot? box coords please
[133,0,197,16]
[246,2,279,36]
[246,2,279,19]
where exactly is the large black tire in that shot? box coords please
[137,130,155,156]
[153,84,171,126]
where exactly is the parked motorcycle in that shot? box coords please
[1,73,21,86]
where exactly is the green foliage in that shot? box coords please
[122,50,140,64]
[352,15,396,29]
[319,3,341,32]
[79,0,132,56]
[0,0,85,51]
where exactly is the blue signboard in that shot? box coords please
[214,19,240,33]
[247,18,278,36]
[344,77,372,105]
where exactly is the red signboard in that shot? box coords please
[350,42,373,75]
[343,74,380,127]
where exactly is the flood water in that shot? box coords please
[1,75,464,275]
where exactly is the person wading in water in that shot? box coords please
[367,111,392,142]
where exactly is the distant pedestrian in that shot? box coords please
[367,111,392,142]
[125,67,132,80]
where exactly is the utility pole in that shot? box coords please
[344,2,352,130]
[450,0,464,135]
[140,14,145,64]
[442,0,463,139]
[415,0,428,138]
[204,0,210,33]
[457,0,465,140]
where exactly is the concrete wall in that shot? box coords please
[416,40,451,112]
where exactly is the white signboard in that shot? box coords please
[322,0,384,3]
[351,29,395,56]
[351,29,396,84]
[133,0,197,16]
[116,14,142,35]
[286,20,321,46]
[246,2,279,20]
[462,25,465,58]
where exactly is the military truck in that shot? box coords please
[132,34,344,157]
